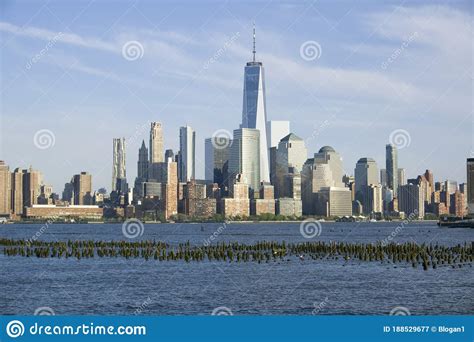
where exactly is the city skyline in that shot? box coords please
[0,1,472,191]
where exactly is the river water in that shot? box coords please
[1,221,472,315]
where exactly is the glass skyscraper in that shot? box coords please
[240,26,270,183]
[386,144,398,197]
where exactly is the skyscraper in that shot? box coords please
[398,184,424,218]
[112,138,126,192]
[274,133,307,198]
[205,136,231,186]
[229,128,260,193]
[386,144,398,197]
[11,168,23,216]
[354,157,379,214]
[72,172,92,205]
[0,161,11,216]
[467,158,474,214]
[22,167,42,209]
[241,25,269,183]
[398,168,407,186]
[137,140,149,181]
[178,126,196,182]
[149,122,164,164]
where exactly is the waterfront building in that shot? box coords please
[112,138,126,192]
[221,174,250,218]
[301,146,350,216]
[354,157,379,213]
[183,180,216,218]
[178,126,196,182]
[386,144,398,197]
[450,191,467,217]
[398,184,424,219]
[160,160,178,220]
[25,204,102,219]
[11,168,23,216]
[72,172,92,205]
[273,133,307,198]
[380,169,387,187]
[0,161,11,216]
[205,136,231,187]
[22,167,42,209]
[240,25,270,183]
[251,182,275,216]
[229,128,260,193]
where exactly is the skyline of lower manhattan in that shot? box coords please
[0,2,471,194]
[1,1,473,334]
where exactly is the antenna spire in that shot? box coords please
[252,22,256,62]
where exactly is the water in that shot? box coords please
[1,221,473,315]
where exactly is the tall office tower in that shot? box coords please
[380,169,387,186]
[386,144,398,197]
[354,158,379,198]
[229,128,260,193]
[354,158,379,213]
[365,184,383,214]
[160,160,178,220]
[112,138,126,192]
[445,180,458,194]
[11,168,23,216]
[72,172,92,205]
[240,25,269,183]
[205,137,231,186]
[22,167,42,208]
[0,161,11,215]
[424,169,434,190]
[467,158,474,214]
[267,121,290,148]
[165,149,174,161]
[274,133,307,198]
[137,140,149,180]
[62,182,74,203]
[398,168,407,186]
[398,184,424,218]
[301,146,351,216]
[178,126,196,182]
[149,122,164,164]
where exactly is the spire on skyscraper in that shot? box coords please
[252,22,256,62]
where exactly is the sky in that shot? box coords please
[0,0,472,192]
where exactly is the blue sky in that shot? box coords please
[1,0,472,192]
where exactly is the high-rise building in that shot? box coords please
[301,146,351,216]
[266,121,290,148]
[178,126,196,182]
[398,184,424,218]
[137,140,149,181]
[72,172,92,205]
[149,122,164,164]
[240,25,269,183]
[11,168,23,216]
[354,158,379,214]
[205,137,231,186]
[0,161,11,216]
[229,128,260,193]
[386,144,398,197]
[467,158,474,214]
[22,167,42,209]
[398,168,407,186]
[380,169,387,186]
[112,138,126,192]
[274,133,307,198]
[165,149,174,161]
[445,180,458,194]
[160,160,178,220]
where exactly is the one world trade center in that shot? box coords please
[240,24,270,183]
